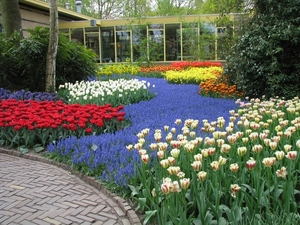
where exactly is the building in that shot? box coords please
[0,0,241,64]
[0,0,94,37]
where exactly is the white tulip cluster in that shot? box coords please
[58,78,153,105]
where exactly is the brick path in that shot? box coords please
[0,150,141,225]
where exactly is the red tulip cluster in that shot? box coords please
[0,99,126,147]
[171,61,223,69]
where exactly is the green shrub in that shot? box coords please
[224,0,300,99]
[0,27,98,92]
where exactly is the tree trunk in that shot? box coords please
[45,0,59,92]
[1,0,22,37]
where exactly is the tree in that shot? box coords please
[224,0,300,99]
[45,0,59,92]
[0,0,22,37]
[199,0,245,14]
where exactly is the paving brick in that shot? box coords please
[0,216,9,224]
[98,211,118,220]
[103,219,119,225]
[43,217,61,225]
[86,213,108,221]
[1,213,21,225]
[32,218,51,225]
[62,201,79,208]
[0,153,141,225]
[14,212,33,223]
[20,220,37,225]
[54,216,73,225]
[70,206,85,216]
[25,210,45,220]
[77,214,97,223]
[122,218,132,225]
[91,204,106,213]
[65,215,84,224]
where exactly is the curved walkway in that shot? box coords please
[0,149,141,225]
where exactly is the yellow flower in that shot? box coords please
[126,144,133,151]
[218,156,227,165]
[229,163,239,172]
[230,184,241,193]
[197,171,207,181]
[252,144,263,154]
[269,141,277,150]
[283,144,292,152]
[180,178,190,189]
[168,156,176,165]
[194,153,203,162]
[141,154,149,164]
[274,151,285,160]
[237,146,247,156]
[276,166,287,179]
[262,157,276,167]
[210,161,220,171]
[160,159,169,168]
[246,158,256,170]
[286,151,297,160]
[170,148,180,158]
[167,166,181,175]
[191,161,202,171]
[221,144,231,154]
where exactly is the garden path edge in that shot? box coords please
[0,147,142,225]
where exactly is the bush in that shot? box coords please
[0,27,98,92]
[224,0,300,99]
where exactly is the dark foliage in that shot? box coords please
[0,27,98,92]
[224,0,300,99]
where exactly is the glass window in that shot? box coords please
[148,29,164,61]
[116,31,131,62]
[165,24,180,61]
[116,26,130,31]
[149,24,163,29]
[85,27,99,32]
[71,28,84,44]
[200,23,215,60]
[132,25,147,62]
[101,27,115,63]
[86,33,100,60]
[179,28,199,61]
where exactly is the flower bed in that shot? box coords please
[129,96,300,224]
[0,88,58,101]
[2,68,299,223]
[47,77,236,188]
[199,78,244,99]
[164,66,223,84]
[0,99,127,152]
[97,64,140,77]
[58,78,155,106]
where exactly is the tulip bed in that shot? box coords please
[1,64,300,224]
[96,61,243,98]
[130,96,300,224]
[0,99,127,153]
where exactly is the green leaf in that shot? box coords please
[34,146,44,153]
[128,184,139,197]
[0,139,4,146]
[90,143,98,151]
[218,217,227,225]
[18,146,29,154]
[143,210,157,225]
[193,218,203,225]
